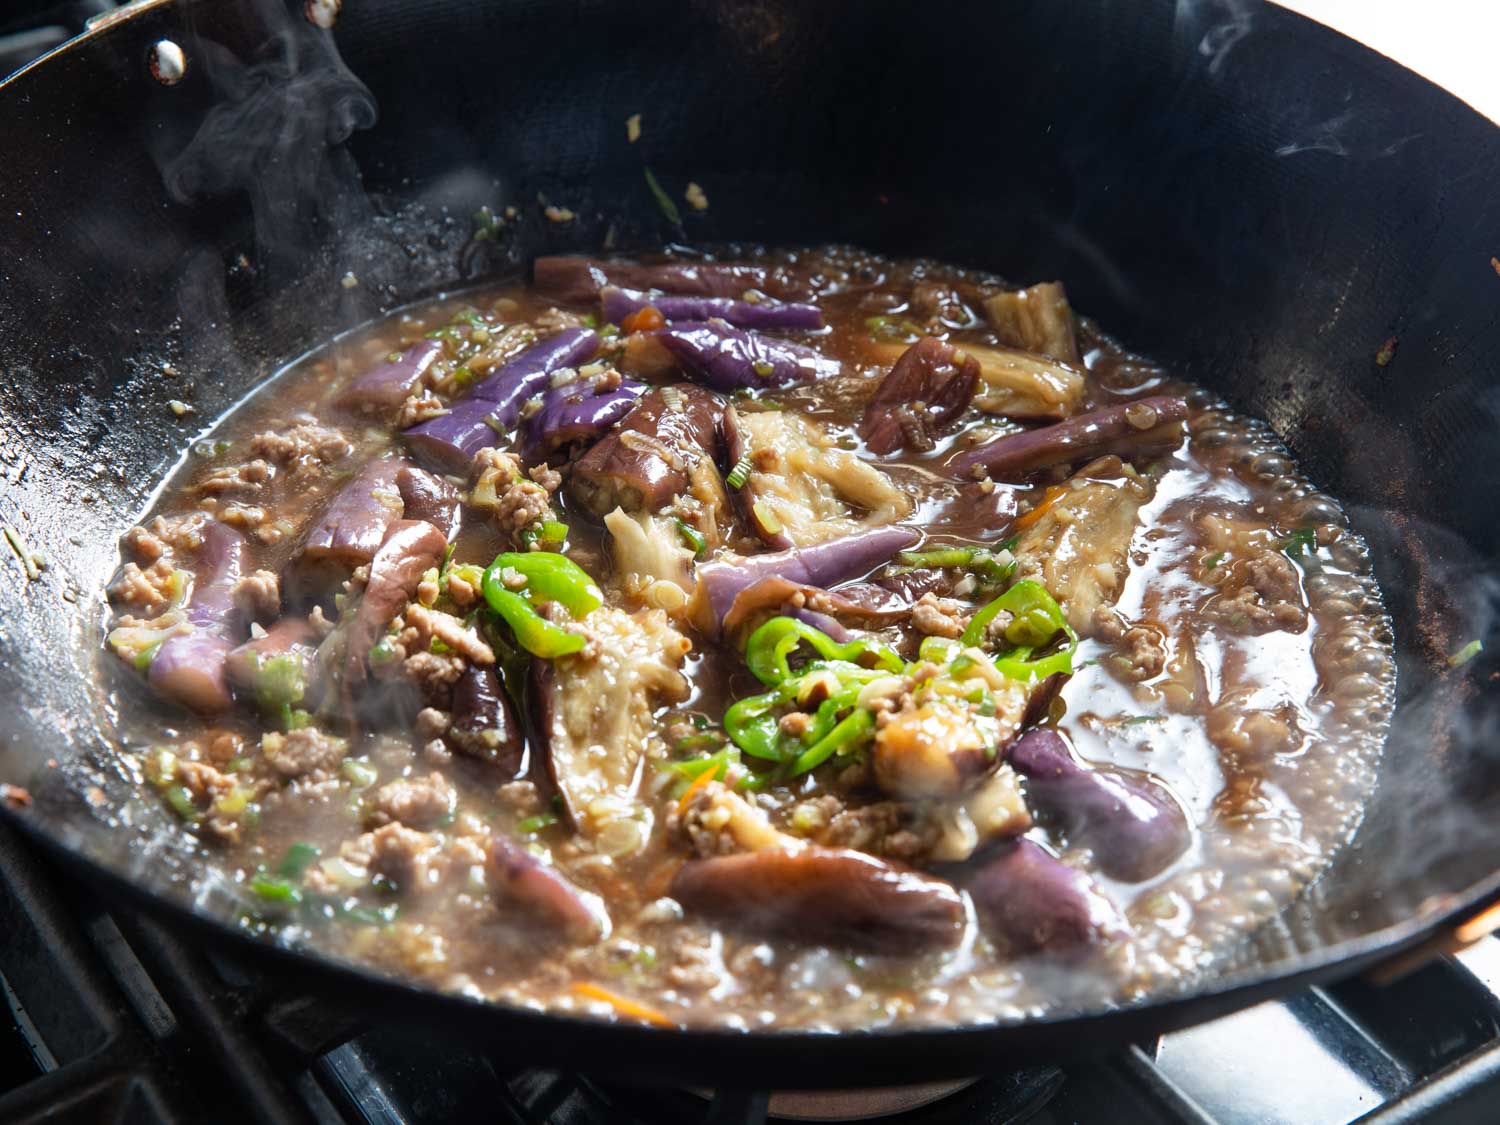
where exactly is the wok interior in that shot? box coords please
[1,0,1499,1038]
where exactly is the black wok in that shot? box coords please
[1,0,1499,1088]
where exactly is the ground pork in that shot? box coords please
[121,512,208,562]
[368,772,456,829]
[822,800,937,861]
[249,420,351,466]
[496,780,542,815]
[231,569,281,622]
[910,592,968,639]
[261,727,348,780]
[363,823,447,892]
[403,604,495,665]
[399,651,468,707]
[107,559,179,615]
[396,390,448,429]
[1204,552,1308,634]
[533,307,588,334]
[196,459,273,498]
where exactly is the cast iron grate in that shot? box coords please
[3,820,1500,1124]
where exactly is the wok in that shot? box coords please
[1,0,1499,1088]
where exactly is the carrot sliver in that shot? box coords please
[1011,485,1066,533]
[571,981,677,1028]
[676,768,717,816]
[621,306,666,334]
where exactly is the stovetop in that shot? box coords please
[2,820,1498,1125]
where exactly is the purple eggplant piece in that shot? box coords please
[791,607,852,642]
[948,395,1189,481]
[966,838,1130,955]
[521,379,646,461]
[226,616,320,698]
[534,256,812,304]
[395,465,461,541]
[601,285,823,332]
[656,321,840,392]
[148,632,238,715]
[1007,729,1190,882]
[333,340,443,418]
[859,337,981,455]
[719,576,912,645]
[148,521,245,713]
[487,834,609,942]
[693,526,918,635]
[342,520,449,692]
[405,328,599,471]
[300,458,407,573]
[669,846,965,955]
[569,385,725,515]
[446,664,527,777]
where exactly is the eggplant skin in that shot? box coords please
[965,838,1129,955]
[669,846,966,955]
[487,835,609,943]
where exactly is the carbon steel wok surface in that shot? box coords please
[0,0,1498,1086]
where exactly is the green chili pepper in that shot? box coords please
[960,580,1078,682]
[482,584,585,658]
[481,552,602,658]
[790,707,875,776]
[743,616,903,686]
[276,842,321,879]
[517,812,560,834]
[486,552,602,616]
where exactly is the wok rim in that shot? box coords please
[3,0,1500,1085]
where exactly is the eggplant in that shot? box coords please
[600,285,823,332]
[533,256,812,304]
[529,606,691,840]
[147,521,244,713]
[1007,729,1190,882]
[520,378,646,461]
[225,616,321,708]
[718,575,912,645]
[487,834,609,942]
[570,385,725,515]
[692,526,918,635]
[404,328,599,471]
[981,282,1080,364]
[395,465,461,541]
[342,520,449,690]
[949,396,1188,480]
[668,846,966,955]
[859,337,980,455]
[297,458,407,577]
[965,838,1129,955]
[333,340,443,419]
[656,321,839,392]
[446,664,526,776]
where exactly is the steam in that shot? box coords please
[1173,0,1255,76]
[162,0,375,279]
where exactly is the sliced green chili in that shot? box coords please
[790,707,874,776]
[486,552,602,616]
[249,874,304,905]
[960,580,1078,682]
[742,616,902,686]
[517,812,560,834]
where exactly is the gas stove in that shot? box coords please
[2,819,1498,1125]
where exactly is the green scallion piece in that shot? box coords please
[726,455,753,490]
[248,875,303,905]
[276,842,321,879]
[644,167,682,225]
[517,812,560,834]
[1449,639,1484,668]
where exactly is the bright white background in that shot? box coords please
[1276,0,1500,122]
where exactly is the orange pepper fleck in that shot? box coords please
[621,306,666,334]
